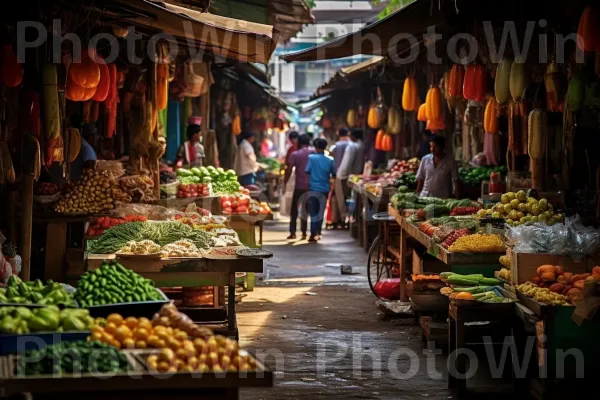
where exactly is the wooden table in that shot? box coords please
[87,254,264,339]
[348,181,391,252]
[228,214,273,248]
[388,205,504,301]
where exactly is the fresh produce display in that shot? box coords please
[448,234,505,253]
[450,287,514,303]
[259,157,281,174]
[498,268,511,281]
[74,261,163,306]
[477,190,564,226]
[87,221,213,254]
[35,182,60,196]
[16,341,130,375]
[118,240,161,255]
[393,172,417,189]
[160,171,177,184]
[441,228,470,248]
[177,183,212,199]
[0,276,75,306]
[249,199,272,216]
[178,166,239,195]
[391,189,475,213]
[521,265,600,304]
[450,206,481,216]
[118,175,156,203]
[86,215,147,237]
[55,169,115,214]
[459,166,506,186]
[220,192,250,215]
[517,282,571,306]
[161,239,202,257]
[91,314,157,349]
[441,272,502,287]
[0,307,93,334]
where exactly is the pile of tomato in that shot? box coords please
[86,215,147,236]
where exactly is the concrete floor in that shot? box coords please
[238,220,454,399]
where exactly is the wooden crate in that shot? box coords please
[511,252,589,284]
[412,250,446,274]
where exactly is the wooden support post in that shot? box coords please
[399,226,408,302]
[20,175,34,281]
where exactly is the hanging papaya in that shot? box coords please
[69,48,101,88]
[1,44,23,88]
[463,64,487,103]
[66,75,96,101]
[156,62,169,111]
[425,86,443,121]
[484,97,499,134]
[375,129,385,150]
[91,60,110,102]
[509,59,527,102]
[566,70,584,111]
[528,109,547,159]
[577,6,600,52]
[495,59,512,104]
[232,114,242,136]
[367,105,381,129]
[417,103,427,122]
[382,134,393,152]
[346,109,357,128]
[388,106,402,135]
[426,118,446,131]
[448,64,465,99]
[402,77,418,111]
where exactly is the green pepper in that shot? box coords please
[7,275,21,288]
[27,316,53,332]
[34,308,60,330]
[10,296,27,304]
[14,307,33,321]
[0,293,8,303]
[0,316,19,334]
[7,286,19,298]
[28,291,43,303]
[62,316,86,331]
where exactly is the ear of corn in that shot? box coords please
[347,109,357,128]
[509,60,527,102]
[484,97,499,134]
[388,106,402,135]
[495,59,512,104]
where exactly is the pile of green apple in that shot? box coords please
[477,190,565,226]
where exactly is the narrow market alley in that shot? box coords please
[238,220,452,400]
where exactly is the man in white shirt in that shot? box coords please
[415,135,461,199]
[335,129,365,223]
[234,131,258,186]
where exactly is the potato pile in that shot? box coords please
[477,190,564,226]
[55,169,115,214]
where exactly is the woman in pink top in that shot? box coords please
[283,134,314,240]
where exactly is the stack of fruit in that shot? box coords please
[249,199,272,216]
[0,307,93,334]
[55,169,115,214]
[220,192,251,215]
[522,265,600,304]
[177,183,212,198]
[0,276,75,306]
[91,313,156,349]
[86,215,147,237]
[477,190,564,226]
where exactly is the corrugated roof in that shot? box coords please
[282,0,441,62]
[105,0,280,63]
[313,56,384,97]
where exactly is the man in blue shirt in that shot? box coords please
[305,138,336,242]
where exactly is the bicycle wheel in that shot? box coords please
[367,235,395,298]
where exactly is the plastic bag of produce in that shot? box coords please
[373,278,401,300]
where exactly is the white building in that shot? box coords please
[270,0,388,102]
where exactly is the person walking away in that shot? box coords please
[176,123,205,168]
[328,128,351,229]
[283,134,313,240]
[234,131,259,186]
[335,129,365,224]
[305,138,336,243]
[284,131,299,166]
[415,135,461,199]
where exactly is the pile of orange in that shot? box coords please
[146,335,257,373]
[91,314,155,349]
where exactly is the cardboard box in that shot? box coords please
[511,252,589,284]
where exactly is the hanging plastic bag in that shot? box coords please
[182,60,204,97]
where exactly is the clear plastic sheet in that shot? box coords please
[507,215,600,259]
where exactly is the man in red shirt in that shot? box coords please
[284,131,299,166]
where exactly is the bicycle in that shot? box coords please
[367,212,401,298]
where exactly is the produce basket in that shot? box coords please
[0,331,90,356]
[33,193,61,204]
[84,288,169,318]
[160,180,180,197]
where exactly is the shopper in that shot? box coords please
[334,128,365,223]
[283,134,314,240]
[284,131,300,166]
[305,138,336,243]
[329,128,351,229]
[176,123,205,168]
[234,131,259,186]
[415,135,461,199]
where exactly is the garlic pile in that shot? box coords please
[118,240,161,255]
[161,239,201,258]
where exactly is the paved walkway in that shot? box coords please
[238,219,453,399]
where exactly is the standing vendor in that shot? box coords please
[234,131,259,186]
[176,123,205,168]
[415,135,460,199]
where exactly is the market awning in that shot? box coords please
[107,0,280,64]
[314,56,385,97]
[296,95,332,113]
[281,0,442,62]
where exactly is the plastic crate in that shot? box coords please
[84,289,169,318]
